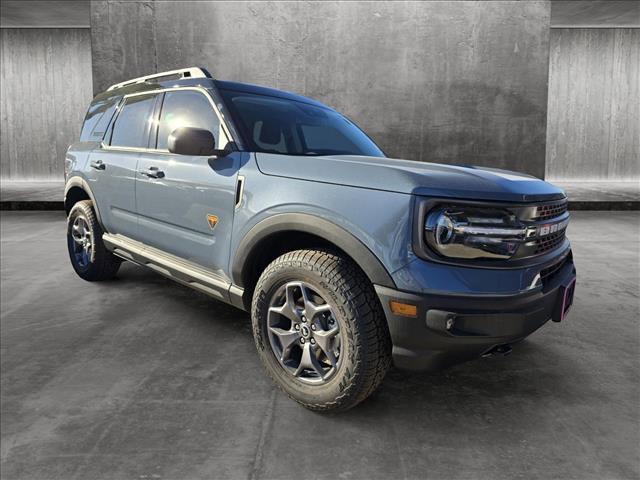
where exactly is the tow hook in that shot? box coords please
[482,344,513,358]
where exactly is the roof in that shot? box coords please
[92,66,331,111]
[213,79,331,109]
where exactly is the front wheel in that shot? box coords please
[67,200,121,281]
[252,249,392,411]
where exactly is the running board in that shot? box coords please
[102,233,245,309]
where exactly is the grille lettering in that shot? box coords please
[537,218,568,237]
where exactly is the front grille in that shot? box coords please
[533,200,568,221]
[534,229,566,254]
[540,255,568,281]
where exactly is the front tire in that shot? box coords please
[67,200,121,281]
[252,249,392,411]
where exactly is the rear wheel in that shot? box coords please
[252,249,392,411]
[67,200,121,281]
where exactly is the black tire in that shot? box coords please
[67,200,121,281]
[252,249,392,411]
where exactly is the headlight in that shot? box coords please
[424,206,527,259]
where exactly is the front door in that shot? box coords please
[135,88,238,279]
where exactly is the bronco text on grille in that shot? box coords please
[528,200,569,257]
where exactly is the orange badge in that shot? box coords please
[207,214,218,229]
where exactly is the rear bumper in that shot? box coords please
[375,256,577,371]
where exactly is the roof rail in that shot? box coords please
[106,67,212,92]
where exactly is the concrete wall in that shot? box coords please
[546,28,640,181]
[0,28,93,180]
[91,1,551,178]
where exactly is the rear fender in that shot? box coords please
[64,176,103,226]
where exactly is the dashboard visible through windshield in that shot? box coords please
[219,89,385,157]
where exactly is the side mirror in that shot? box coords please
[168,127,227,156]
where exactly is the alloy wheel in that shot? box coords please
[71,216,93,268]
[267,281,343,384]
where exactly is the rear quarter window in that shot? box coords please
[79,99,118,142]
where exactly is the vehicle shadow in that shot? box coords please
[111,263,591,422]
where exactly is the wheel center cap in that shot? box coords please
[300,324,311,338]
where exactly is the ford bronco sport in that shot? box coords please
[65,67,577,411]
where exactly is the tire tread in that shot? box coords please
[252,248,392,411]
[67,200,121,281]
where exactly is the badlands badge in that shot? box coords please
[206,214,218,230]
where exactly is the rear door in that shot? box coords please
[135,88,239,277]
[87,93,158,238]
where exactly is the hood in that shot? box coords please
[255,154,565,203]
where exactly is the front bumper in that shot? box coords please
[375,255,577,371]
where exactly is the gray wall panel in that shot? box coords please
[0,28,93,180]
[91,1,551,178]
[546,28,639,181]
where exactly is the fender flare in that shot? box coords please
[64,176,103,225]
[231,213,396,289]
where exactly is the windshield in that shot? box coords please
[219,89,385,157]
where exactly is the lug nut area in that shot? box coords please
[296,321,319,345]
[300,323,311,339]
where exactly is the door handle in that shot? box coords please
[140,166,165,179]
[90,160,105,170]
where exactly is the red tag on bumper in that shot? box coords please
[553,277,576,322]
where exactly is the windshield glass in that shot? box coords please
[220,89,385,157]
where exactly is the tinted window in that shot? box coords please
[80,100,117,141]
[80,102,104,141]
[156,90,227,150]
[300,125,360,152]
[109,94,156,148]
[220,90,384,157]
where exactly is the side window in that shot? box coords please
[109,94,156,148]
[156,90,228,151]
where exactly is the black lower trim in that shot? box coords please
[375,258,577,371]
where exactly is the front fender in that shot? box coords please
[231,213,396,289]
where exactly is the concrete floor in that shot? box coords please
[1,211,638,480]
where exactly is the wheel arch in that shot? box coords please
[232,213,396,308]
[64,177,102,224]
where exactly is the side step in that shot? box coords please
[102,233,245,309]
